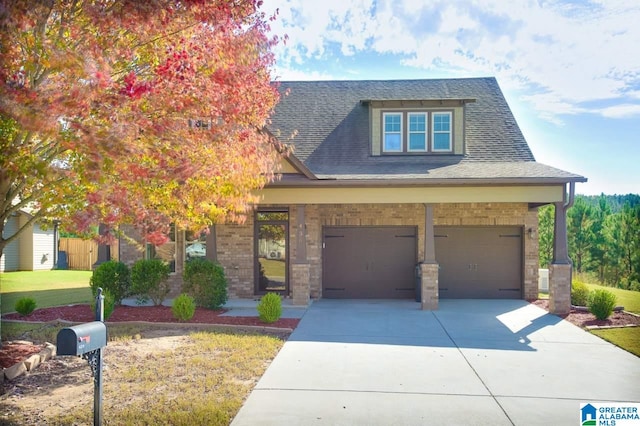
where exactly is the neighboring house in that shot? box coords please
[119,78,585,314]
[0,210,58,272]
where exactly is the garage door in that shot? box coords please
[323,227,417,299]
[435,226,522,299]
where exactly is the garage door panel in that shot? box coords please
[323,227,417,299]
[435,226,522,299]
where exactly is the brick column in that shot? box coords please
[549,263,571,315]
[291,263,310,306]
[421,263,439,310]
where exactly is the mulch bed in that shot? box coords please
[531,299,640,328]
[0,342,45,369]
[1,304,299,369]
[2,304,299,329]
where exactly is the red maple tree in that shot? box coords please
[0,0,284,258]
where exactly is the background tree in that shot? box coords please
[567,197,594,273]
[539,194,640,291]
[538,204,554,267]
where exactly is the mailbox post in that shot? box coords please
[56,288,106,425]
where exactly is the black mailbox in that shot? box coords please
[57,321,107,356]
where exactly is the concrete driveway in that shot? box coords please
[232,299,640,425]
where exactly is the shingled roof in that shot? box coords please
[268,77,586,184]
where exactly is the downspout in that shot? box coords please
[564,182,576,210]
[552,182,575,265]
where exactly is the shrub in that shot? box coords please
[131,259,171,306]
[172,293,196,322]
[571,281,590,306]
[182,258,227,309]
[15,297,37,316]
[257,292,282,324]
[90,260,131,305]
[588,289,617,320]
[90,288,116,320]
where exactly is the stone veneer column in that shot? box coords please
[421,204,439,310]
[421,263,439,310]
[549,189,574,315]
[549,264,572,315]
[291,263,310,306]
[291,205,310,306]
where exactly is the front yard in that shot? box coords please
[1,322,286,425]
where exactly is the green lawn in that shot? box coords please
[591,327,640,357]
[0,270,92,313]
[584,283,640,314]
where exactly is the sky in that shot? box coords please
[261,0,640,196]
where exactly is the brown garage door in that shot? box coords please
[435,226,522,299]
[323,226,417,299]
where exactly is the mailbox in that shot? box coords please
[57,321,107,356]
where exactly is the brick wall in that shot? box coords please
[216,220,255,298]
[120,202,539,301]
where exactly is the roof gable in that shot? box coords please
[268,78,585,184]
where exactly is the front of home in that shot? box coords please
[119,78,585,314]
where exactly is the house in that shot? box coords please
[119,78,585,314]
[0,210,58,272]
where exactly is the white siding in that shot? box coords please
[32,223,55,270]
[18,214,33,270]
[1,215,20,272]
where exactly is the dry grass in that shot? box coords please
[1,323,286,425]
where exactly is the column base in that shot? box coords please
[420,263,439,310]
[549,263,572,315]
[291,263,310,306]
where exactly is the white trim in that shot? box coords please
[407,112,428,152]
[431,112,452,152]
[382,112,403,152]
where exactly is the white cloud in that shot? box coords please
[261,0,640,122]
[598,103,640,118]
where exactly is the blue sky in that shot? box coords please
[263,0,640,195]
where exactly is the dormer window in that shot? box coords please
[432,112,452,151]
[408,113,427,151]
[381,110,453,154]
[383,113,402,152]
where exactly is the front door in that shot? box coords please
[255,211,289,295]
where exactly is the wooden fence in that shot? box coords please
[58,238,119,270]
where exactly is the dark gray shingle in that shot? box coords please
[269,78,584,181]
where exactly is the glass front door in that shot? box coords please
[255,211,288,294]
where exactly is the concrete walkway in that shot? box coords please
[231,299,640,426]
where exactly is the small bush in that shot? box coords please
[588,289,617,320]
[257,292,282,324]
[571,281,590,306]
[90,260,131,305]
[131,259,171,306]
[182,258,227,309]
[172,293,196,322]
[15,297,37,316]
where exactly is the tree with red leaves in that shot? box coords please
[0,0,283,258]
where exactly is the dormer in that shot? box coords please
[364,99,476,156]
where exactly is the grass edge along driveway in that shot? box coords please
[584,284,640,358]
